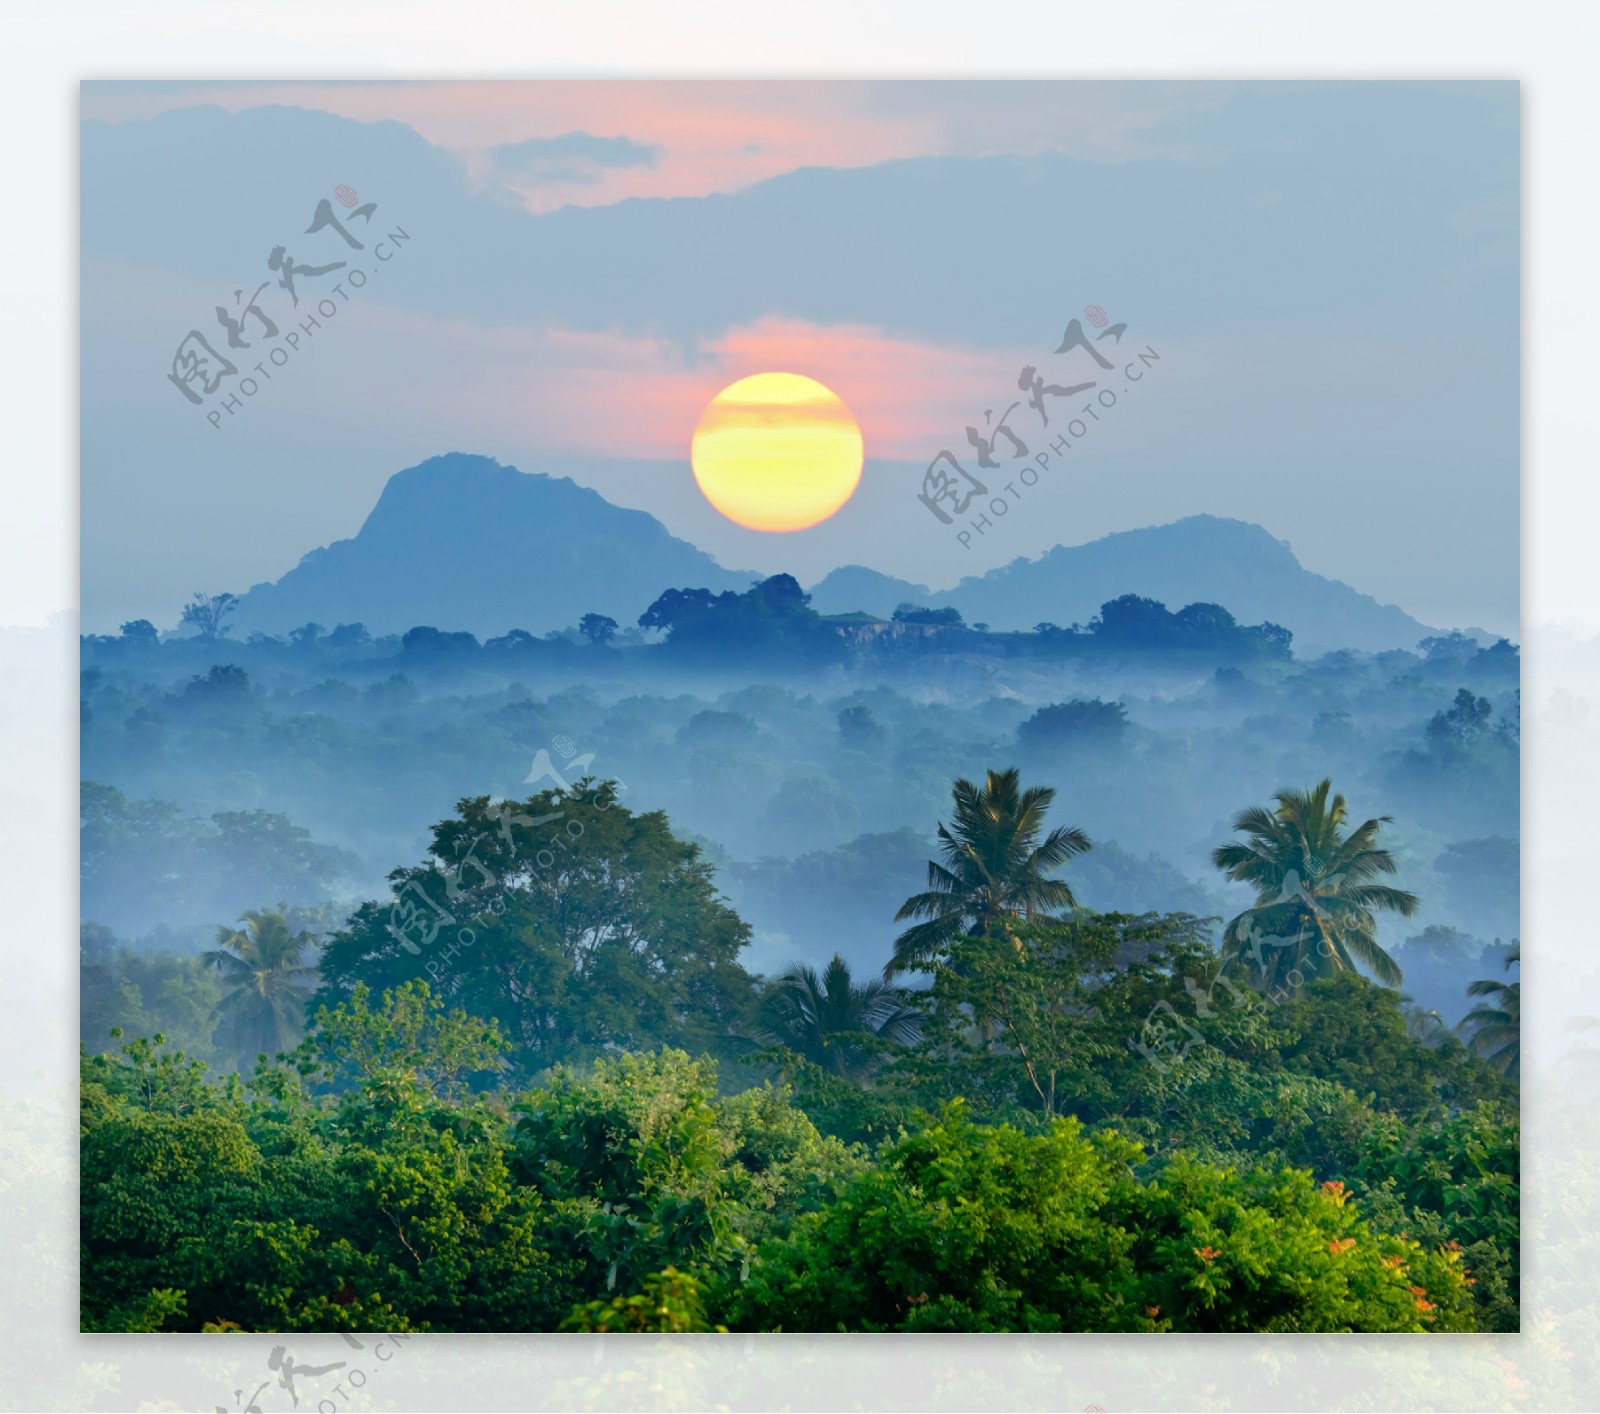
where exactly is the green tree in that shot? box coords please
[1016,698,1128,752]
[755,954,922,1079]
[1271,973,1511,1119]
[562,1267,723,1331]
[80,922,222,1061]
[201,808,354,914]
[1356,1103,1520,1331]
[889,767,1091,977]
[80,1037,260,1331]
[1461,946,1520,1078]
[722,1104,1476,1332]
[511,1049,858,1300]
[81,994,580,1333]
[1213,778,1417,995]
[203,909,317,1071]
[916,915,1170,1118]
[306,980,508,1099]
[317,782,756,1076]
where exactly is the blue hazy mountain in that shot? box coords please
[234,453,1436,651]
[232,453,760,637]
[813,516,1437,653]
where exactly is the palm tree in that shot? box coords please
[756,954,923,1078]
[203,909,318,1071]
[1404,1003,1451,1049]
[1461,946,1520,1078]
[888,767,1090,978]
[1212,778,1417,996]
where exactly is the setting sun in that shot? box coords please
[690,372,864,532]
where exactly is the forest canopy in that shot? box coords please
[80,768,1519,1334]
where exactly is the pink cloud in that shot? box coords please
[82,81,1221,212]
[403,314,1022,461]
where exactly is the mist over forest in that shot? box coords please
[82,568,1518,1026]
[75,79,1526,1345]
[78,557,1524,1336]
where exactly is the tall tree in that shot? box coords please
[178,591,238,641]
[756,954,922,1078]
[916,915,1156,1119]
[203,908,317,1070]
[316,783,756,1076]
[889,767,1090,977]
[1213,778,1417,995]
[1461,946,1520,1078]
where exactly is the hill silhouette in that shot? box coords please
[232,453,759,637]
[233,454,1437,652]
[809,516,1435,653]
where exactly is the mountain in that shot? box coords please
[808,565,933,619]
[232,453,760,637]
[812,516,1436,654]
[234,456,1437,653]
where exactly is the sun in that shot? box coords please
[691,372,864,532]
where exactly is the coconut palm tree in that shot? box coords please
[756,954,923,1078]
[1404,1003,1452,1049]
[1461,946,1520,1078]
[203,908,318,1071]
[1213,778,1416,996]
[888,767,1090,978]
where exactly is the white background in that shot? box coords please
[3,3,1595,1409]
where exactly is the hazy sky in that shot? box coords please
[81,80,1518,635]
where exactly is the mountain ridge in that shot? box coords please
[232,453,1440,653]
[233,453,760,637]
[810,516,1438,653]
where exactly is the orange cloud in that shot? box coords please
[336,302,1023,463]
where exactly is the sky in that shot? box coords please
[80,80,1519,636]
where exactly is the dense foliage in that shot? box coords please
[316,783,753,1080]
[79,599,1519,1334]
[81,770,1518,1333]
[82,985,1492,1334]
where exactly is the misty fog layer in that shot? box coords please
[82,598,1518,1030]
